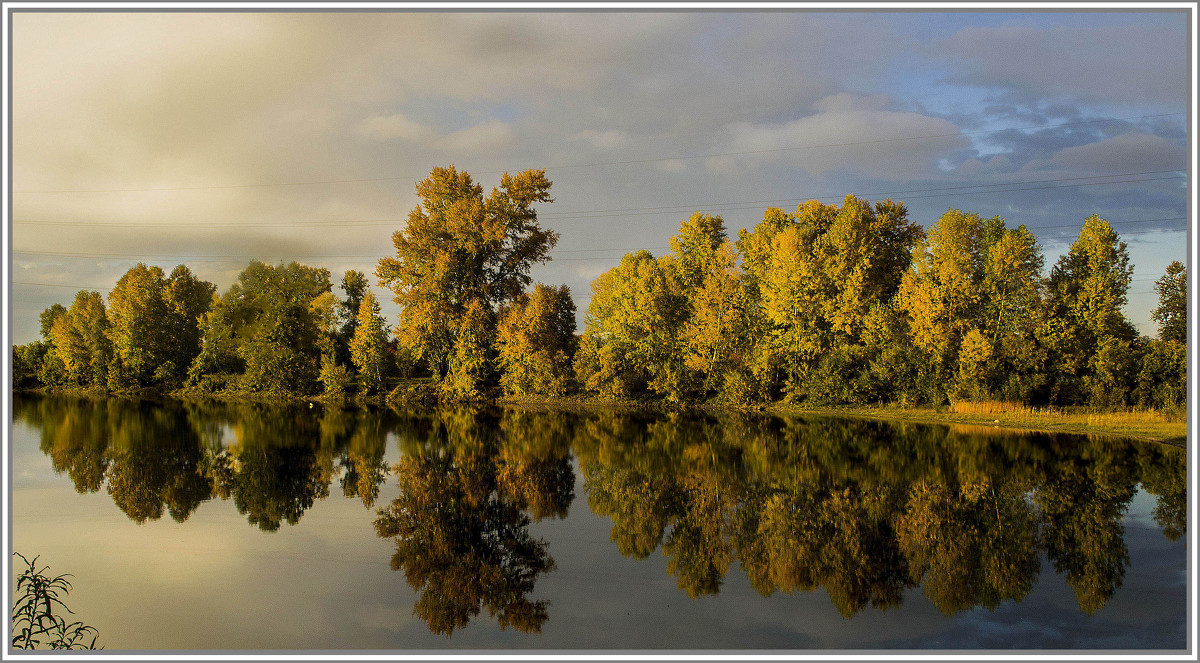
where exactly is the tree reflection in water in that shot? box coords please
[373,407,574,636]
[574,412,1187,619]
[14,394,1188,634]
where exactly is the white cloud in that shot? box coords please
[440,119,515,152]
[355,112,436,142]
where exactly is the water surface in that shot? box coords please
[9,394,1189,651]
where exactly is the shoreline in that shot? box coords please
[15,387,1187,447]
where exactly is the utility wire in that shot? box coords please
[12,170,1186,228]
[10,225,1186,263]
[12,112,1184,195]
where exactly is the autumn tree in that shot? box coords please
[50,291,113,387]
[574,250,689,400]
[496,283,578,396]
[377,166,557,385]
[897,209,989,398]
[40,304,66,339]
[349,292,390,395]
[749,197,922,402]
[669,213,753,400]
[976,221,1044,400]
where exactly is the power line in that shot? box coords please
[543,170,1186,220]
[10,225,1186,264]
[11,281,1168,300]
[12,169,1186,229]
[12,112,1184,195]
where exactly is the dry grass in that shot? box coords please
[948,400,1031,415]
[779,400,1187,445]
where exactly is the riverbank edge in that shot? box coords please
[16,386,1187,447]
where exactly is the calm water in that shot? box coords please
[9,394,1189,651]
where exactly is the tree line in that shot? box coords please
[12,165,1188,410]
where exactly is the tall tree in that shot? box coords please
[1040,216,1135,405]
[162,265,217,378]
[338,270,370,337]
[349,292,390,395]
[51,291,112,386]
[107,264,169,384]
[377,166,557,381]
[1152,260,1186,344]
[575,250,689,400]
[39,304,67,340]
[752,196,922,400]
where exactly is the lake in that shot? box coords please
[8,394,1189,651]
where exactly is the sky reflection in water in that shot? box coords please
[9,394,1189,651]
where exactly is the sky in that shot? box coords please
[7,8,1193,345]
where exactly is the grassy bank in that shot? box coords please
[768,400,1187,446]
[19,385,1186,446]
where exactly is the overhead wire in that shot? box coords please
[11,112,1185,195]
[11,170,1186,229]
[10,223,1187,263]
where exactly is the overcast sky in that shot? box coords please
[8,9,1192,345]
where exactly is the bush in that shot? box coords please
[318,354,352,399]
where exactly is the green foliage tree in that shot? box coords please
[1134,339,1186,410]
[1152,260,1186,344]
[107,263,215,386]
[13,342,51,388]
[191,261,331,394]
[575,250,689,400]
[349,292,390,395]
[377,166,557,383]
[496,283,578,396]
[1040,216,1135,405]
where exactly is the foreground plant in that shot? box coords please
[11,552,100,650]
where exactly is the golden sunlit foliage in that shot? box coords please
[376,166,558,386]
[14,171,1184,411]
[496,283,577,396]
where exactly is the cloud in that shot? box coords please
[440,119,515,152]
[8,12,1189,347]
[936,23,1188,105]
[355,113,513,152]
[719,103,969,178]
[1049,131,1187,174]
[812,92,893,114]
[355,113,437,142]
[571,129,630,151]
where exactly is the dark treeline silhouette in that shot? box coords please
[16,394,1187,631]
[12,166,1186,410]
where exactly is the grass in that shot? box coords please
[773,400,1187,446]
